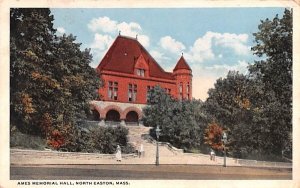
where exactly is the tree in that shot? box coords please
[249,8,292,157]
[10,8,57,135]
[143,86,175,129]
[143,86,207,151]
[205,71,251,128]
[10,8,101,150]
[204,71,256,158]
[203,9,292,160]
[203,122,223,151]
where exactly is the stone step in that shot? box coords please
[127,126,178,158]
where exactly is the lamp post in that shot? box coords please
[222,131,227,167]
[155,126,161,166]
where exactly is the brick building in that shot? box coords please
[91,35,192,126]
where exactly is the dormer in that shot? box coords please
[134,54,149,77]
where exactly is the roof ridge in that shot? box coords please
[117,35,137,41]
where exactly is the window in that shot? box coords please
[147,86,154,102]
[179,82,183,100]
[187,83,190,93]
[164,88,171,94]
[128,84,137,102]
[141,69,145,77]
[108,81,118,100]
[179,82,183,93]
[187,82,190,99]
[137,69,145,77]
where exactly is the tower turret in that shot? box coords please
[173,54,192,100]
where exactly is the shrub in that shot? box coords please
[10,126,46,150]
[143,86,207,151]
[89,126,134,154]
[10,122,134,154]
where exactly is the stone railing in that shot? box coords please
[235,158,292,168]
[141,134,184,154]
[140,133,292,168]
[183,152,292,168]
[78,120,140,127]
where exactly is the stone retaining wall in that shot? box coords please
[183,152,292,168]
[11,148,292,168]
[11,149,137,160]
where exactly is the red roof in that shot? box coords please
[97,35,174,80]
[173,56,191,71]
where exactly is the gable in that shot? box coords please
[134,54,149,70]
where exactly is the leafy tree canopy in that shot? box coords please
[143,86,207,151]
[203,9,292,160]
[10,8,101,150]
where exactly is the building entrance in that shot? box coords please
[106,109,121,122]
[125,111,139,126]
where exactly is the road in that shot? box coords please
[10,164,292,180]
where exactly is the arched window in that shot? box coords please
[87,109,100,121]
[125,111,139,125]
[106,109,121,122]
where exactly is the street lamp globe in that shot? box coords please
[222,132,227,143]
[156,126,161,139]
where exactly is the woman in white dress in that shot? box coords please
[116,145,122,162]
[140,144,144,157]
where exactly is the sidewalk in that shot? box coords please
[10,148,231,166]
[10,148,292,169]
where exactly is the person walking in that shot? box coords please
[116,145,122,162]
[210,149,216,161]
[140,143,144,157]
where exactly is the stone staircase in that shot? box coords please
[127,126,182,158]
[126,126,230,165]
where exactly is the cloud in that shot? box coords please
[90,33,114,51]
[150,50,171,63]
[88,16,151,67]
[56,27,66,35]
[185,34,215,63]
[191,60,249,101]
[185,31,250,64]
[136,35,150,48]
[212,32,250,55]
[117,22,141,36]
[89,33,114,68]
[159,36,186,54]
[88,16,117,33]
[87,16,149,47]
[205,60,249,77]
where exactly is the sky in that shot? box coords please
[50,8,286,101]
